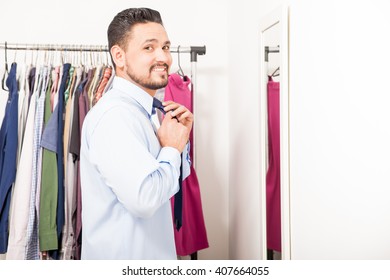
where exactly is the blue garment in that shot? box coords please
[40,105,59,152]
[0,63,19,253]
[80,76,190,259]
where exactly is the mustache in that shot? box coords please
[150,63,169,72]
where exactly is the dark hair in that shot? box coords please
[107,8,164,66]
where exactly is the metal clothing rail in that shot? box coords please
[264,46,279,62]
[0,42,206,61]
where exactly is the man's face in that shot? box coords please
[123,22,172,94]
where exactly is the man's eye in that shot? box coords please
[163,45,170,51]
[144,46,153,51]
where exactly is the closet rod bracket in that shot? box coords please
[190,46,206,62]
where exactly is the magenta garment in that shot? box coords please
[266,76,281,252]
[165,73,209,256]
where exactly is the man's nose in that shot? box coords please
[155,48,171,63]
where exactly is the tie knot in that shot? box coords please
[152,97,166,115]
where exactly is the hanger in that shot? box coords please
[104,46,109,66]
[70,47,74,66]
[60,46,64,65]
[24,44,27,65]
[271,66,280,77]
[12,45,17,64]
[100,46,104,66]
[44,47,49,66]
[30,46,35,66]
[35,45,39,66]
[49,45,54,66]
[2,41,9,91]
[78,45,84,68]
[96,48,99,66]
[89,46,93,67]
[176,45,185,77]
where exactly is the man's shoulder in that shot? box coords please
[86,91,144,125]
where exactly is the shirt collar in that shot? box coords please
[112,76,154,116]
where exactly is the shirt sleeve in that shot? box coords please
[87,107,181,219]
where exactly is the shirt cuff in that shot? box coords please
[158,147,181,174]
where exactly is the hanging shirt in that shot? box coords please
[60,66,81,260]
[6,66,48,259]
[73,69,93,260]
[92,66,112,106]
[0,72,8,260]
[39,72,59,253]
[80,76,189,260]
[0,63,18,254]
[87,65,102,107]
[25,66,50,259]
[6,64,32,259]
[51,66,61,111]
[102,68,115,95]
[266,76,281,252]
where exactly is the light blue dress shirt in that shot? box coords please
[80,76,189,259]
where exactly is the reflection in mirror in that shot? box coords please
[264,22,281,261]
[259,5,289,260]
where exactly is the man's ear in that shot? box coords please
[110,45,125,68]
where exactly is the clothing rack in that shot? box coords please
[1,42,206,261]
[0,42,205,169]
[264,46,279,62]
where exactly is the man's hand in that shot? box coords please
[157,101,193,153]
[162,101,193,132]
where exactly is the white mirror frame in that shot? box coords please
[259,5,290,260]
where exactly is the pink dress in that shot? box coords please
[165,73,209,256]
[266,77,281,252]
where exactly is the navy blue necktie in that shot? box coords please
[152,98,183,230]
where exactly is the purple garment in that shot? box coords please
[165,73,209,256]
[74,69,93,259]
[266,76,281,252]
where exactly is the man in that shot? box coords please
[80,8,193,260]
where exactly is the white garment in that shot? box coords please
[6,80,38,259]
[16,64,29,165]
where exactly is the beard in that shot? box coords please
[126,63,169,90]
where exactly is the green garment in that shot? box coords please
[39,77,59,251]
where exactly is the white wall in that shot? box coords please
[0,0,230,260]
[228,0,390,259]
[289,0,390,259]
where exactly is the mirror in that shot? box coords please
[259,5,290,260]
